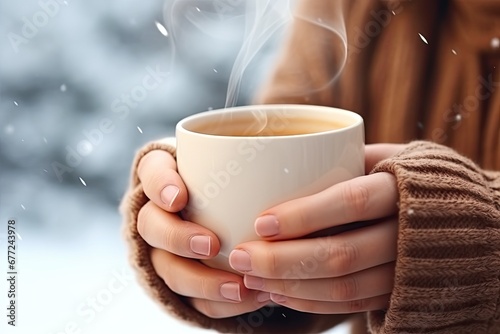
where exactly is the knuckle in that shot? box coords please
[138,202,176,251]
[159,218,175,251]
[137,201,153,239]
[138,153,166,196]
[279,199,310,235]
[199,276,213,300]
[330,276,359,301]
[147,173,166,197]
[281,278,301,295]
[327,241,359,276]
[347,298,369,313]
[150,248,176,289]
[137,153,149,180]
[340,182,370,221]
[260,247,279,277]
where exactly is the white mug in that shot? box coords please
[176,104,365,272]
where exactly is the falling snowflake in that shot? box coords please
[391,10,396,15]
[407,208,415,215]
[137,126,143,134]
[60,84,67,92]
[491,37,500,49]
[213,68,218,73]
[13,101,19,106]
[455,114,462,122]
[43,137,48,143]
[21,204,26,210]
[418,33,428,45]
[195,7,201,12]
[284,168,289,174]
[79,177,87,186]
[155,21,168,36]
[43,169,48,173]
[452,49,457,55]
[15,232,22,240]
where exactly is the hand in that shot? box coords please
[136,150,271,318]
[228,144,406,314]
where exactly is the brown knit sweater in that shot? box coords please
[121,0,500,333]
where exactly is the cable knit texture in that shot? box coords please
[369,141,500,333]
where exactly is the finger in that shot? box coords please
[244,262,395,302]
[255,172,398,240]
[231,218,398,278]
[152,248,271,310]
[364,143,406,172]
[269,293,391,314]
[138,201,220,258]
[137,150,188,212]
[189,294,271,319]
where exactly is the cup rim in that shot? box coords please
[176,104,363,139]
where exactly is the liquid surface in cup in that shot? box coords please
[188,113,350,136]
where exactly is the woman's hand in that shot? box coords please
[136,150,271,318]
[227,144,406,314]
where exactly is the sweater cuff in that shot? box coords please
[120,138,352,333]
[367,141,500,333]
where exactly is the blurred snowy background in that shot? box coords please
[0,0,351,333]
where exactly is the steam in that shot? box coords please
[163,0,348,133]
[223,1,293,108]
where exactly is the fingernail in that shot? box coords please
[229,249,252,272]
[270,293,287,303]
[220,282,241,302]
[255,215,279,237]
[161,185,180,207]
[257,292,271,303]
[244,275,264,289]
[190,235,211,256]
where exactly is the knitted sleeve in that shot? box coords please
[368,141,500,333]
[120,139,352,333]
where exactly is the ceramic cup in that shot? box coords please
[176,104,364,272]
